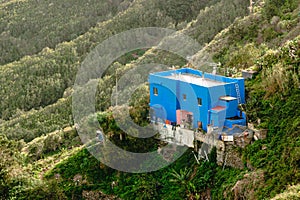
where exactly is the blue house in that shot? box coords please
[149,68,246,132]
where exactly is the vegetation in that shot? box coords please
[0,97,72,142]
[184,0,249,44]
[271,184,300,200]
[242,36,300,198]
[0,0,249,120]
[0,0,299,199]
[0,0,133,65]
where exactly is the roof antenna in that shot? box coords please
[212,66,217,75]
[208,62,221,75]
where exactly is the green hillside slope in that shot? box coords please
[42,34,300,200]
[0,0,225,120]
[0,0,248,143]
[0,0,299,199]
[42,1,299,199]
[0,0,133,65]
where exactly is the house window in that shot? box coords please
[197,98,202,106]
[183,94,187,101]
[153,87,158,96]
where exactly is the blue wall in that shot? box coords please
[210,109,226,128]
[149,72,211,131]
[149,68,246,132]
[176,81,209,129]
[204,73,245,104]
[149,75,178,122]
[224,112,247,128]
[218,99,238,118]
[207,86,227,108]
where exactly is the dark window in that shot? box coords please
[197,98,202,106]
[153,87,158,96]
[183,94,187,101]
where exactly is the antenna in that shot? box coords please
[208,62,221,75]
[207,62,221,67]
[212,66,217,75]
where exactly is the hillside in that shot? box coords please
[0,0,134,65]
[0,0,248,140]
[0,0,224,120]
[0,0,299,199]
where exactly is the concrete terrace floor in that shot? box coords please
[166,73,228,87]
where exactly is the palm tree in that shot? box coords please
[170,167,196,197]
[170,167,191,185]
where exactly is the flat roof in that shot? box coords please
[165,73,227,87]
